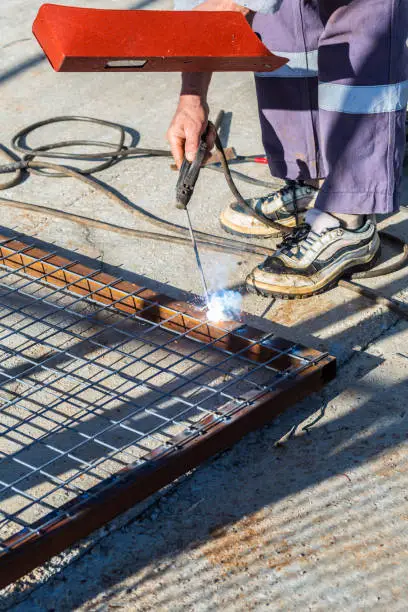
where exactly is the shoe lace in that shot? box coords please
[277,222,311,251]
[269,180,303,202]
[268,179,311,225]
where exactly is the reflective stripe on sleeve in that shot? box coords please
[255,50,318,78]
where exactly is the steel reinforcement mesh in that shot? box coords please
[0,235,332,563]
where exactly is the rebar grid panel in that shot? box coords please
[0,234,335,588]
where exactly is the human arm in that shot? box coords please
[166,1,255,167]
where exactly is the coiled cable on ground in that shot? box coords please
[0,113,407,320]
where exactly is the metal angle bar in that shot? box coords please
[0,270,126,324]
[1,274,128,314]
[0,254,79,292]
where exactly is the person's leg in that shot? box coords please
[316,0,408,220]
[246,0,407,298]
[252,1,324,181]
[220,1,325,237]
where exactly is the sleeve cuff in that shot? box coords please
[173,0,279,13]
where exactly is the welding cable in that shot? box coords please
[338,278,408,319]
[213,131,291,236]
[0,115,407,321]
[8,114,293,236]
[10,114,276,188]
[337,230,408,320]
[0,114,285,252]
[0,146,275,258]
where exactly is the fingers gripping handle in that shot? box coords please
[176,125,210,210]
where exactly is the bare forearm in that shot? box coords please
[179,0,253,100]
[180,0,253,100]
[167,0,253,166]
[181,72,213,100]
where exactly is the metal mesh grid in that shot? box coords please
[0,236,321,556]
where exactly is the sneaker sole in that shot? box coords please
[219,212,301,239]
[246,246,382,299]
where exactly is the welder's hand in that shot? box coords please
[167,96,216,169]
[193,0,254,24]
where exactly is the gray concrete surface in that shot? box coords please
[1,0,408,610]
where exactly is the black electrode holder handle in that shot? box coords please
[176,126,210,210]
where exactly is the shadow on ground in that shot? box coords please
[0,220,406,609]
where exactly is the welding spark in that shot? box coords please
[206,290,242,322]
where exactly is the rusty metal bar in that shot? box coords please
[0,234,335,588]
[0,235,320,366]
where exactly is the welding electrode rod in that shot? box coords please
[185,207,210,304]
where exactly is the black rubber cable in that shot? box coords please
[0,117,276,257]
[11,114,277,187]
[0,114,407,320]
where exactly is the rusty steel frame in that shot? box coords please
[0,234,336,588]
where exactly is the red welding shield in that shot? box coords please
[32,4,287,73]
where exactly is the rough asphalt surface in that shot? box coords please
[1,1,408,610]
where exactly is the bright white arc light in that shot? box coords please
[206,291,242,322]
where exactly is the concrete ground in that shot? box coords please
[1,0,408,610]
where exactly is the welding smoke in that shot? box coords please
[206,290,242,322]
[201,253,243,322]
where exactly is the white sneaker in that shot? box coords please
[219,181,318,238]
[246,210,380,298]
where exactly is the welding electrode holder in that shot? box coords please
[176,125,211,210]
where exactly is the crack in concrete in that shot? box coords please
[340,309,400,368]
